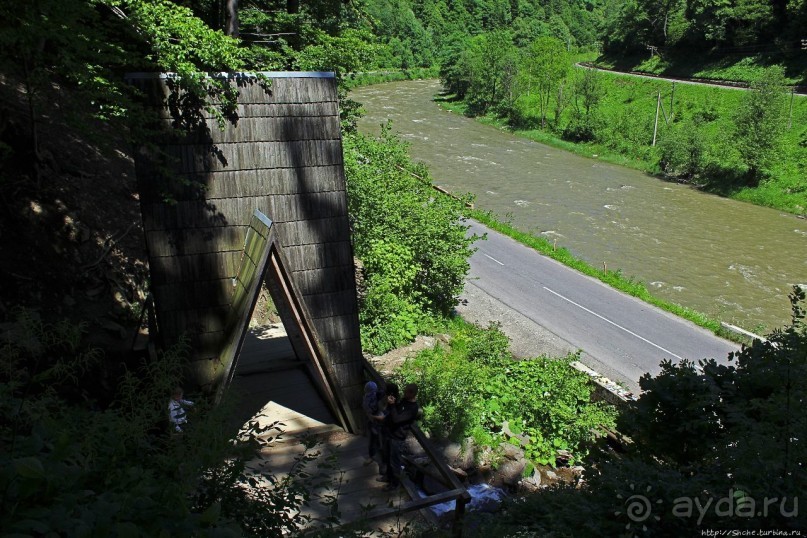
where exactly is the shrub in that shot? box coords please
[395,322,616,464]
[343,125,477,353]
[358,240,429,354]
[562,111,600,142]
[476,288,807,536]
[658,121,705,178]
[732,66,788,184]
[0,311,319,536]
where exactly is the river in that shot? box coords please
[351,79,807,332]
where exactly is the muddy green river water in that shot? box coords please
[351,79,807,332]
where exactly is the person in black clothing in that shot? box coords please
[362,381,384,465]
[377,382,399,476]
[382,383,420,491]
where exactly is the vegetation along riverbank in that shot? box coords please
[356,0,807,214]
[467,208,744,343]
[437,62,807,215]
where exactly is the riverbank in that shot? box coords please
[436,72,807,216]
[341,67,438,90]
[352,79,805,333]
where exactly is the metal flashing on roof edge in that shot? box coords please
[252,208,273,228]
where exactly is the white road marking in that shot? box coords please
[483,253,505,266]
[542,286,685,361]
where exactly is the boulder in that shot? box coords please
[519,470,542,493]
[496,460,526,487]
[501,420,530,447]
[499,441,524,461]
[441,439,475,470]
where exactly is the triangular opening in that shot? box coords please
[217,209,356,434]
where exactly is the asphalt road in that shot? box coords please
[459,220,740,393]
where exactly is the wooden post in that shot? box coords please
[652,91,661,146]
[660,99,670,126]
[453,495,467,537]
[130,292,153,351]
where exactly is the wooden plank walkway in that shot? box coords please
[226,325,427,534]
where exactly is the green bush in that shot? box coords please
[358,239,430,353]
[474,287,807,536]
[658,121,706,178]
[344,125,477,354]
[483,354,614,465]
[396,321,616,464]
[562,112,599,142]
[732,66,789,184]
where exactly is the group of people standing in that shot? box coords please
[362,380,421,491]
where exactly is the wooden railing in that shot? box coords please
[360,358,471,537]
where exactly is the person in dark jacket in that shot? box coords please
[382,383,419,490]
[362,381,384,465]
[376,382,398,477]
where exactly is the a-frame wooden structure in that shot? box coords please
[218,209,353,431]
[130,72,363,431]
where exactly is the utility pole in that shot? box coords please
[652,91,661,146]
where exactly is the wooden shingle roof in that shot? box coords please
[131,73,363,426]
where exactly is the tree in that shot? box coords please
[438,31,473,98]
[733,65,788,184]
[686,0,776,46]
[563,67,604,142]
[463,30,518,113]
[0,0,253,195]
[293,28,383,76]
[658,120,705,178]
[343,126,477,352]
[602,0,653,53]
[520,37,570,128]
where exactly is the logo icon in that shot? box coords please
[615,484,662,534]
